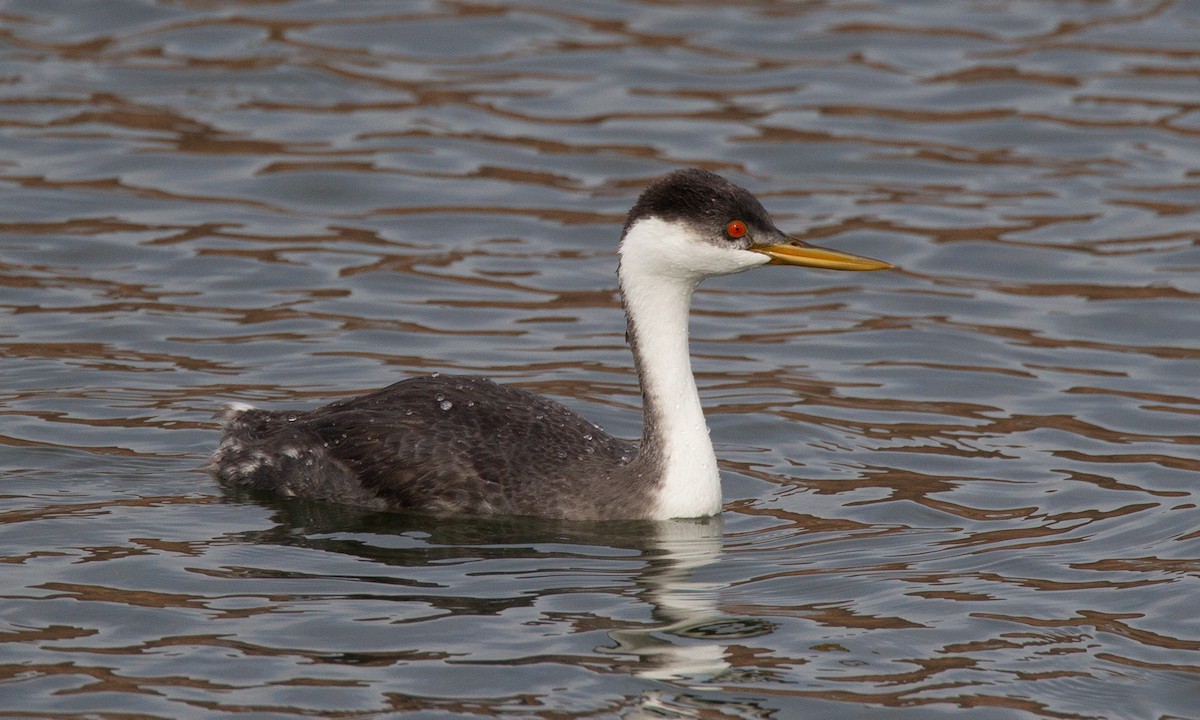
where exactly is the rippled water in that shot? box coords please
[2,1,1199,717]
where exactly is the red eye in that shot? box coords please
[725,220,747,239]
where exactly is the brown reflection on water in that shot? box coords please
[0,341,232,374]
[0,495,215,527]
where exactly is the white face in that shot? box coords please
[619,217,771,284]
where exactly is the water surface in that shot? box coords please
[2,1,1199,718]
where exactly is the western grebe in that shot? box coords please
[211,169,890,520]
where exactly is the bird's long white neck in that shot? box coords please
[618,218,767,519]
[624,275,719,519]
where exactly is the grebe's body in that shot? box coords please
[212,169,889,520]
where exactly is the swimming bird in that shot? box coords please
[211,169,890,520]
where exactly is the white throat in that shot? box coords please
[618,217,769,519]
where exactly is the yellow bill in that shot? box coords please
[751,241,892,271]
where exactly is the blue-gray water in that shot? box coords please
[2,1,1199,718]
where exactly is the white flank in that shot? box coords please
[619,218,769,519]
[215,401,257,428]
